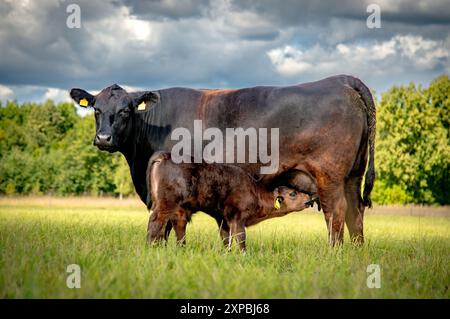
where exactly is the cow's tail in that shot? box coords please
[342,75,376,208]
[146,151,171,209]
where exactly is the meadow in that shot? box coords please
[0,197,448,298]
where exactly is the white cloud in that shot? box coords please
[395,35,449,69]
[43,88,71,103]
[125,17,153,41]
[121,84,146,92]
[0,84,14,101]
[267,46,313,75]
[267,35,449,78]
[0,84,84,104]
[337,40,396,61]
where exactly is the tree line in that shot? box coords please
[0,75,448,204]
[0,100,134,198]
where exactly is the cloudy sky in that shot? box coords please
[0,0,449,104]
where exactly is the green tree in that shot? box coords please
[113,155,135,199]
[53,115,117,195]
[373,76,449,204]
[0,100,134,197]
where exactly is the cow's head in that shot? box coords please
[273,186,311,212]
[70,84,157,152]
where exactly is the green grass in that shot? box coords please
[0,200,449,298]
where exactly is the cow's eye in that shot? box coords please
[289,191,297,198]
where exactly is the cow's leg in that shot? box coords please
[214,216,231,247]
[344,177,365,245]
[147,209,171,244]
[230,220,246,252]
[317,179,347,246]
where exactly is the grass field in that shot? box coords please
[0,197,449,298]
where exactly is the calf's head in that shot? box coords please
[273,186,311,212]
[70,84,157,152]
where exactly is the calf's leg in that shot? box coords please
[147,209,171,244]
[230,220,247,252]
[164,221,173,241]
[214,215,231,247]
[174,219,187,245]
[173,209,188,245]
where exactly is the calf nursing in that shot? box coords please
[146,151,312,251]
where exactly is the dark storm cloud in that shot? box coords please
[123,0,212,20]
[0,0,448,103]
[0,1,124,88]
[229,0,450,26]
[0,0,282,91]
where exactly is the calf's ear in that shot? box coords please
[274,195,284,210]
[131,91,159,111]
[70,88,95,107]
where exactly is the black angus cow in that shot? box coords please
[70,75,376,246]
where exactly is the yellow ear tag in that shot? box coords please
[79,98,89,107]
[274,197,281,210]
[137,101,146,111]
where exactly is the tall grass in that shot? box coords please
[0,200,448,298]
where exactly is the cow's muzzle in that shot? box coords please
[94,134,113,150]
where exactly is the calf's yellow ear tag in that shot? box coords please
[274,197,282,210]
[137,101,146,111]
[79,98,89,107]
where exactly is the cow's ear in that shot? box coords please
[132,91,159,111]
[70,88,95,108]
